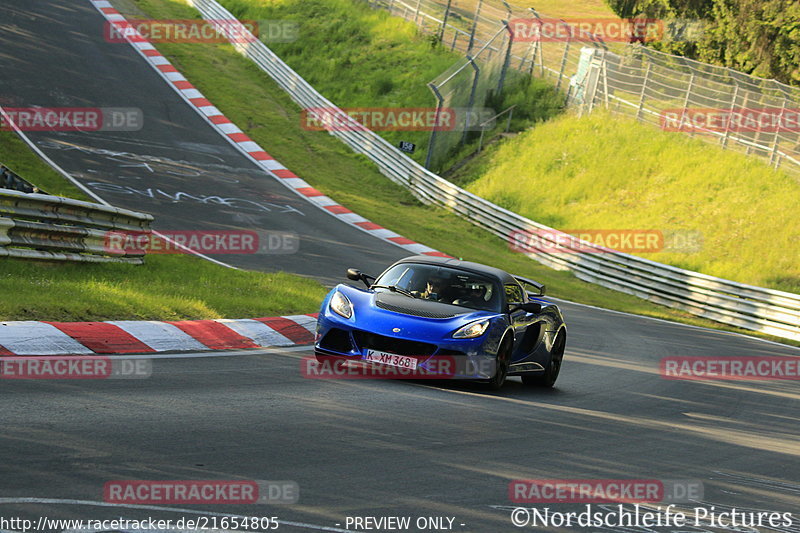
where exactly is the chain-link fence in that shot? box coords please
[577,46,800,172]
[425,25,510,170]
[369,0,610,169]
[369,0,800,176]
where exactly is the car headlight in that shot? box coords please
[329,290,353,319]
[452,318,490,339]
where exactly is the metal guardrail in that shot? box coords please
[186,0,800,342]
[0,189,153,264]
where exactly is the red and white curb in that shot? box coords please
[0,315,317,356]
[90,0,450,259]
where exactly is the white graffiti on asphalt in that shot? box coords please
[38,140,214,178]
[88,182,304,216]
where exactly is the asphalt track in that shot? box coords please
[1,1,799,532]
[0,0,408,283]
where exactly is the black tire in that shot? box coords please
[522,332,565,388]
[486,337,512,391]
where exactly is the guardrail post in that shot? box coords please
[425,83,445,170]
[414,0,422,25]
[467,0,483,54]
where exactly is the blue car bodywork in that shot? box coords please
[314,256,567,388]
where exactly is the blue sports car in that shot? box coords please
[314,255,567,389]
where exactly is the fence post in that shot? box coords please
[467,0,483,54]
[600,50,610,109]
[737,91,753,154]
[769,99,787,167]
[678,73,694,132]
[414,0,422,25]
[721,84,740,149]
[636,62,651,121]
[497,20,514,94]
[525,8,544,77]
[556,21,572,91]
[462,57,480,144]
[439,0,452,43]
[425,83,445,170]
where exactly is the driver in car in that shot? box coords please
[421,276,446,301]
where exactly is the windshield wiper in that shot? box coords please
[370,284,415,298]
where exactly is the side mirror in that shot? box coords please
[516,276,546,297]
[510,302,542,314]
[346,268,374,288]
[526,286,546,298]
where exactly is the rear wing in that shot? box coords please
[514,275,546,297]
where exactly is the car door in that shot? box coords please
[504,282,543,362]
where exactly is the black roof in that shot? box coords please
[388,255,517,285]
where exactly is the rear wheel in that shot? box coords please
[486,337,512,390]
[522,332,565,388]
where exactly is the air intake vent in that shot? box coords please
[376,299,460,319]
[352,331,436,356]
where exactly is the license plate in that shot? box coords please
[363,349,418,370]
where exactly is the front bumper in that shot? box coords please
[314,316,498,380]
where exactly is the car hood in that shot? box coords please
[336,284,500,340]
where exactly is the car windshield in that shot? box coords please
[374,263,502,312]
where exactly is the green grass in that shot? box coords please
[0,255,327,321]
[455,110,800,293]
[111,0,800,347]
[220,0,459,167]
[0,110,327,322]
[204,0,563,171]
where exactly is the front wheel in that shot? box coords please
[522,333,565,388]
[486,338,512,390]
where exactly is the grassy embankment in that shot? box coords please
[118,0,800,345]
